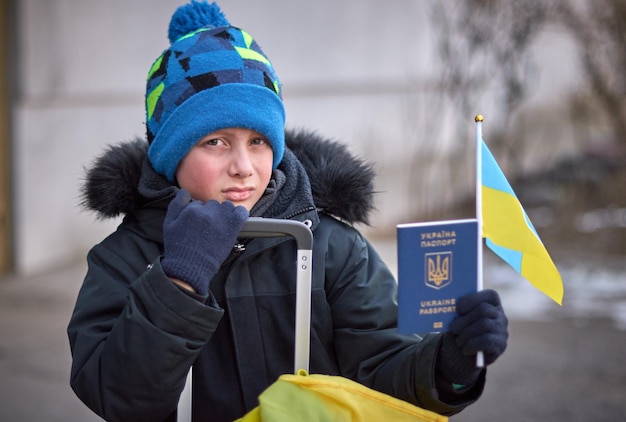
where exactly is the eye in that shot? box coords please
[200,137,224,147]
[250,137,267,146]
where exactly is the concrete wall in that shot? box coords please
[14,0,581,275]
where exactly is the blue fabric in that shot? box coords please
[481,141,515,195]
[145,17,284,182]
[168,1,230,43]
[148,84,285,182]
[485,238,523,272]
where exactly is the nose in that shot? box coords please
[229,146,253,177]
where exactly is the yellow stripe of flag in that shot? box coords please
[481,140,563,305]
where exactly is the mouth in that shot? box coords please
[223,187,254,202]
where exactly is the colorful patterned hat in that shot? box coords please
[146,1,285,182]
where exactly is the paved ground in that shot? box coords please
[0,262,101,422]
[1,260,625,421]
[456,317,626,421]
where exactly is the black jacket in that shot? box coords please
[68,130,483,421]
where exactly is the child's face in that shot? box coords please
[175,128,274,211]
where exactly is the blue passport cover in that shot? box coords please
[397,219,478,335]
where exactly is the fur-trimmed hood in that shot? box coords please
[80,129,376,225]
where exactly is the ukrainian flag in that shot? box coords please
[481,139,564,305]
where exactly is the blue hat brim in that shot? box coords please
[148,84,285,182]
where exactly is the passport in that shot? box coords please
[397,219,479,335]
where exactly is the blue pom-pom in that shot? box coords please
[168,1,230,44]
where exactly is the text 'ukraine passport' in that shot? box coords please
[397,219,478,335]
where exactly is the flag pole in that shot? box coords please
[475,114,485,368]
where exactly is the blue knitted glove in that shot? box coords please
[161,189,249,295]
[437,289,508,385]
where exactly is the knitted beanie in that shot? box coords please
[145,1,285,182]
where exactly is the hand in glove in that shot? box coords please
[161,189,249,295]
[437,289,508,385]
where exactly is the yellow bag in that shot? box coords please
[236,370,448,422]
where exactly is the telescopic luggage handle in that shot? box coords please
[240,218,314,373]
[178,218,314,422]
[241,217,313,249]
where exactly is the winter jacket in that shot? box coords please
[68,130,484,422]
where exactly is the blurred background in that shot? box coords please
[0,1,625,421]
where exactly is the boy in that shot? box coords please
[68,2,508,421]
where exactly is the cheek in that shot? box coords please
[258,156,274,185]
[176,157,219,198]
[261,149,274,176]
